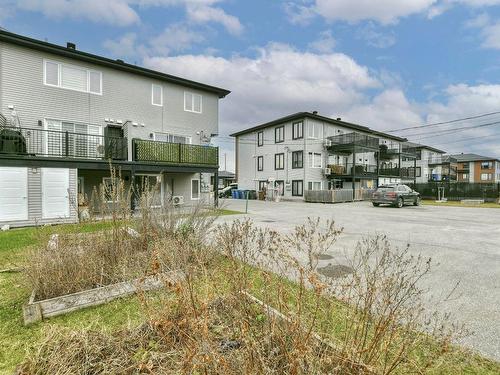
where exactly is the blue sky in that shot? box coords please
[1,0,500,169]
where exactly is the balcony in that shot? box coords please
[378,144,400,160]
[328,163,378,177]
[0,125,127,160]
[326,132,379,153]
[132,139,218,167]
[379,167,401,177]
[401,142,417,158]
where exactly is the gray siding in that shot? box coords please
[0,167,78,228]
[0,42,219,155]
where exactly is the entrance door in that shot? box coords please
[0,167,28,221]
[42,168,70,219]
[134,174,163,207]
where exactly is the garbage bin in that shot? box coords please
[231,189,237,199]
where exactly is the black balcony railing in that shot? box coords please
[0,125,127,160]
[379,167,401,176]
[132,138,218,167]
[327,132,379,151]
[329,163,378,176]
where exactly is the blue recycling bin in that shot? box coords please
[231,189,237,199]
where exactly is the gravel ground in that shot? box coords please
[218,198,500,361]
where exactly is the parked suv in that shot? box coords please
[372,184,421,208]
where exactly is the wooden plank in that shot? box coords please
[23,270,183,325]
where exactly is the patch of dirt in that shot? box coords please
[317,264,354,279]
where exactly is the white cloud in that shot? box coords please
[103,33,142,58]
[357,23,396,48]
[308,30,336,53]
[464,13,500,49]
[185,3,243,35]
[150,23,206,54]
[144,43,380,136]
[292,0,438,25]
[17,0,140,26]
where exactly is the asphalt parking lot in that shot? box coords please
[219,199,500,361]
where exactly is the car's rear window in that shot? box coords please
[377,186,395,192]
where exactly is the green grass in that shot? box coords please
[422,200,500,208]
[1,221,499,374]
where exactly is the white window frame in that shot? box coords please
[191,178,200,200]
[44,118,103,158]
[184,92,203,113]
[481,173,492,181]
[153,132,192,144]
[307,123,322,139]
[152,84,163,106]
[308,152,322,168]
[307,181,322,191]
[43,59,102,95]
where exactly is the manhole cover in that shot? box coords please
[317,264,354,279]
[317,254,333,260]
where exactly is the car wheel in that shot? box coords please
[372,202,380,207]
[396,197,403,208]
[414,197,421,206]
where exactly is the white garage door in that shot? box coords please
[42,168,70,219]
[0,167,28,222]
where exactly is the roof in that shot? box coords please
[230,112,407,142]
[0,29,231,98]
[448,153,499,162]
[404,142,446,154]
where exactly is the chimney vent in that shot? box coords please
[312,111,318,115]
[116,59,124,63]
[66,42,76,50]
[336,117,341,121]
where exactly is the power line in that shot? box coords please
[383,110,500,133]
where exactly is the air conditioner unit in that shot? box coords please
[172,196,184,206]
[323,168,332,175]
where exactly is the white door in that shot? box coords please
[0,167,28,221]
[42,168,70,219]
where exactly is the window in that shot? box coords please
[154,132,192,144]
[191,179,200,200]
[44,60,102,94]
[102,177,119,203]
[308,152,322,168]
[292,150,303,169]
[307,123,321,139]
[481,161,493,169]
[292,121,303,139]
[275,153,284,170]
[257,156,264,171]
[416,150,421,160]
[481,173,492,181]
[258,181,267,191]
[462,173,468,180]
[292,180,303,196]
[307,181,322,191]
[416,167,421,177]
[45,119,101,158]
[184,92,202,113]
[152,84,163,106]
[257,131,264,147]
[275,126,284,143]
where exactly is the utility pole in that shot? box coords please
[224,153,227,171]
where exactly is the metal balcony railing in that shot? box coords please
[132,138,218,167]
[379,167,401,176]
[327,132,379,151]
[328,163,378,176]
[0,125,127,160]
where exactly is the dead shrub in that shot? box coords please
[20,216,465,375]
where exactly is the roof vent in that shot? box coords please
[312,111,318,115]
[116,59,124,63]
[66,42,76,50]
[336,117,341,121]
